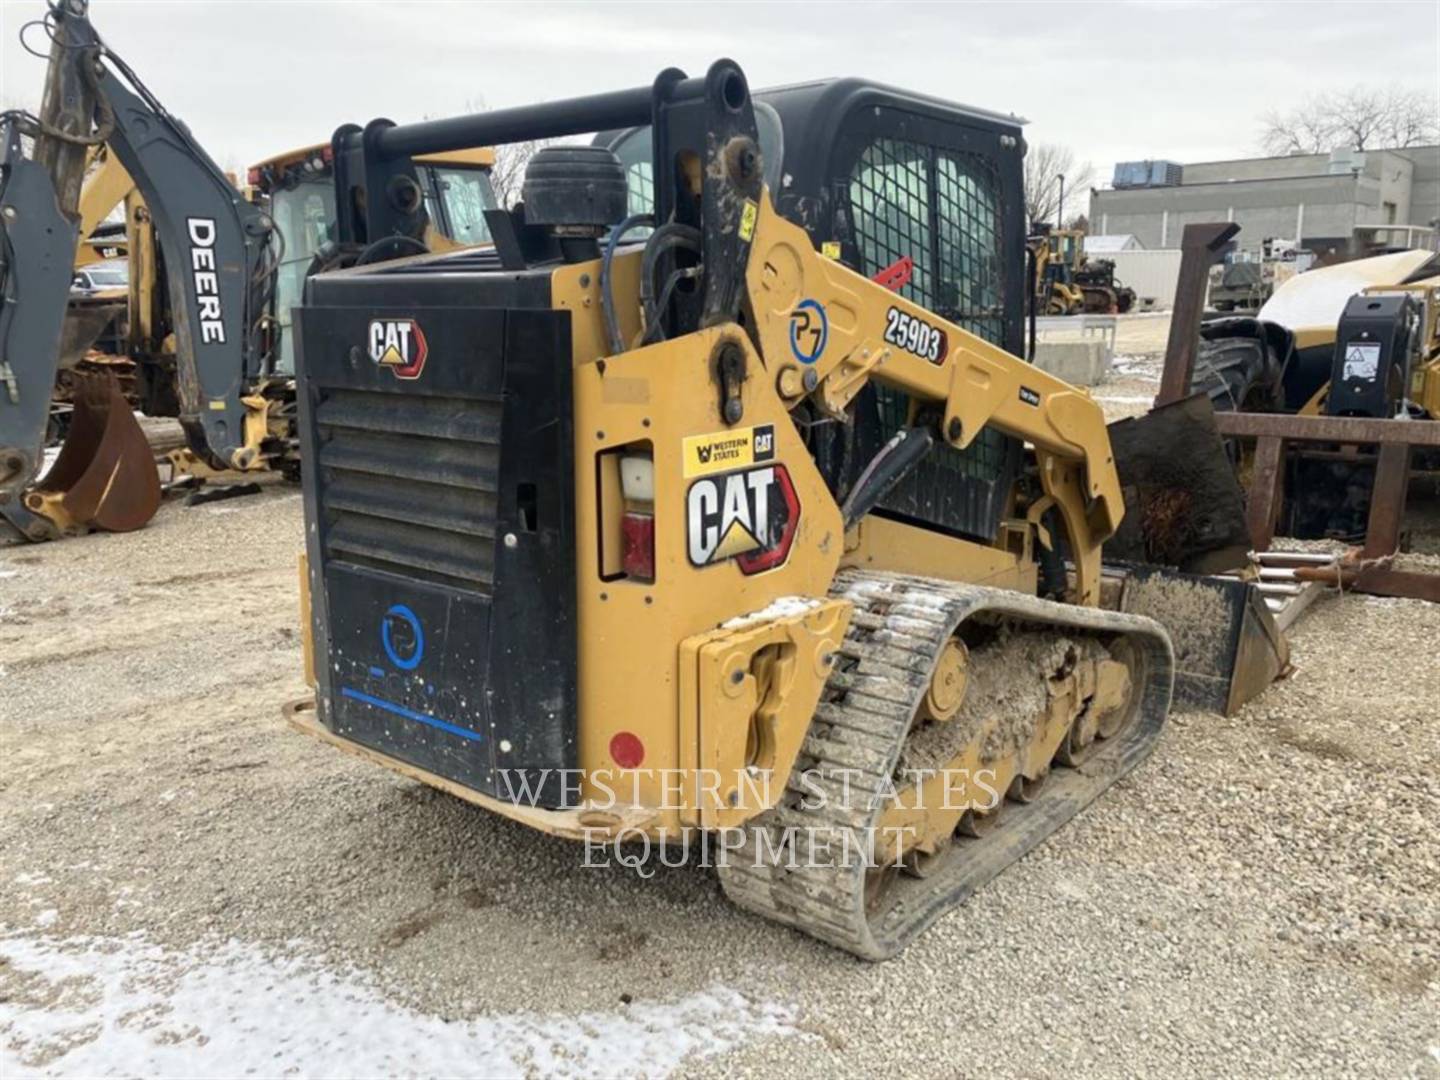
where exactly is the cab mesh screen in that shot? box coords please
[848,137,1015,539]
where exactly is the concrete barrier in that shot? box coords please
[1032,339,1112,386]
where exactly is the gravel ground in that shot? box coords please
[2,384,1439,1075]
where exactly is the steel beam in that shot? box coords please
[1246,435,1286,551]
[1156,222,1241,407]
[1361,441,1411,558]
[1212,412,1440,447]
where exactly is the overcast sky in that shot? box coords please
[3,0,1437,213]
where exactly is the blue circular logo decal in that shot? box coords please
[789,298,828,365]
[381,604,424,670]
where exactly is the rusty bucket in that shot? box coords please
[26,371,160,533]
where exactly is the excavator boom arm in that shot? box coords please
[0,0,273,528]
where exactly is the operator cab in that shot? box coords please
[598,78,1028,544]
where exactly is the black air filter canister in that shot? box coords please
[522,146,628,263]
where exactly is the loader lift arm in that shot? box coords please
[0,0,275,538]
[742,197,1123,605]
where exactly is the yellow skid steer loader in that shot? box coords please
[284,64,1186,959]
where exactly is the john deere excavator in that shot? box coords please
[1,0,276,540]
[1,0,503,540]
[285,63,1178,959]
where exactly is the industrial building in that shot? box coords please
[1091,146,1440,262]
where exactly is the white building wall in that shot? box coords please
[1107,249,1184,309]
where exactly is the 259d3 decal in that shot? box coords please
[686,464,800,575]
[883,306,947,363]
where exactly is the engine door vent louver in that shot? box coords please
[315,387,502,593]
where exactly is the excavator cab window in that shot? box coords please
[270,177,339,375]
[421,165,496,247]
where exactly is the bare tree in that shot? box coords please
[1380,86,1440,148]
[1024,143,1094,228]
[430,97,554,209]
[1260,85,1438,155]
[488,138,553,208]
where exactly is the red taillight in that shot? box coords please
[610,731,645,769]
[619,453,654,582]
[621,512,654,581]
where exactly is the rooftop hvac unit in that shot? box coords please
[1327,149,1365,174]
[1112,160,1184,189]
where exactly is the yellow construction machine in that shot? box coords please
[1194,248,1440,536]
[1030,224,1136,315]
[1,1,505,538]
[285,64,1181,959]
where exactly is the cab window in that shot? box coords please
[606,103,784,221]
[847,137,1004,345]
[423,165,497,246]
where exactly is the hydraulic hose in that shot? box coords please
[600,213,654,355]
[639,222,702,345]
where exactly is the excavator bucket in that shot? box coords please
[58,297,126,369]
[1105,395,1291,715]
[1118,566,1290,716]
[26,372,160,533]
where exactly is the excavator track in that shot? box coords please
[717,569,1174,960]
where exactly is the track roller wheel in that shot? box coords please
[1007,769,1049,804]
[955,807,998,839]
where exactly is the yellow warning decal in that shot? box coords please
[821,241,842,260]
[682,423,776,478]
[739,199,758,242]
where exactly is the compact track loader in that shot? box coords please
[287,64,1176,959]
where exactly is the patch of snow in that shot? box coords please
[13,873,53,888]
[0,932,796,1078]
[1095,394,1158,406]
[1109,354,1161,379]
[32,910,58,929]
[721,595,821,631]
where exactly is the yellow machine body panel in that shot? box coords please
[251,142,497,174]
[73,148,133,268]
[552,258,847,828]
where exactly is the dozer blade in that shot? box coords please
[27,371,160,533]
[1118,565,1289,716]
